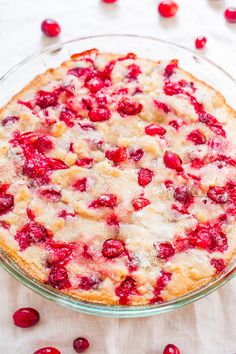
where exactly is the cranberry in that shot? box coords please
[210,258,225,273]
[115,276,137,304]
[145,124,166,136]
[154,100,171,113]
[68,67,95,80]
[163,344,180,354]
[157,242,175,260]
[126,64,141,81]
[73,337,90,353]
[75,157,94,169]
[79,276,99,290]
[59,108,76,127]
[224,7,236,23]
[85,77,105,93]
[88,107,111,122]
[117,97,143,116]
[158,0,179,18]
[132,196,150,211]
[15,222,49,251]
[106,213,119,227]
[34,348,61,354]
[23,155,48,178]
[0,194,14,215]
[151,270,172,303]
[174,186,193,205]
[195,36,207,49]
[207,186,228,204]
[47,157,68,171]
[89,194,117,208]
[189,224,228,253]
[1,115,19,126]
[187,129,206,145]
[105,147,127,164]
[13,307,40,328]
[73,178,87,192]
[40,189,61,202]
[163,151,183,172]
[129,148,144,162]
[41,19,61,37]
[138,168,154,187]
[102,239,124,258]
[47,265,71,289]
[35,90,58,109]
[164,59,178,78]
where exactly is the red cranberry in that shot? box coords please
[129,148,144,162]
[163,151,183,172]
[102,0,117,3]
[79,276,98,290]
[132,196,150,211]
[105,147,127,163]
[73,337,90,353]
[15,222,49,251]
[151,270,172,303]
[207,186,228,204]
[115,276,137,304]
[47,265,71,289]
[13,307,40,328]
[154,100,171,113]
[117,97,143,116]
[158,0,179,18]
[41,19,61,37]
[189,224,228,253]
[195,36,207,49]
[163,344,180,354]
[164,59,178,78]
[174,186,193,205]
[145,124,166,136]
[89,194,117,208]
[106,213,119,227]
[85,77,104,93]
[35,90,58,109]
[187,129,206,145]
[0,194,14,215]
[34,348,61,354]
[1,115,19,126]
[138,168,154,187]
[102,239,124,258]
[224,7,236,23]
[59,108,75,127]
[210,258,225,273]
[126,64,141,81]
[40,189,61,202]
[157,242,175,260]
[73,178,87,192]
[47,244,72,267]
[75,157,94,169]
[88,108,111,122]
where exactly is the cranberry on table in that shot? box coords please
[13,307,40,328]
[34,348,61,354]
[163,344,180,354]
[158,0,179,18]
[73,337,90,353]
[224,8,236,23]
[41,19,61,37]
[195,36,207,49]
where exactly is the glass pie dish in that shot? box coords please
[0,34,235,318]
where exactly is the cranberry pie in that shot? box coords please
[0,49,235,305]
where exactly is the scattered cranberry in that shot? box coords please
[34,348,61,354]
[13,307,40,328]
[163,344,180,354]
[117,97,143,116]
[15,222,49,251]
[79,276,99,290]
[0,193,14,215]
[174,186,193,205]
[75,157,94,169]
[207,186,228,204]
[41,19,61,37]
[73,178,87,192]
[85,77,105,93]
[47,265,71,290]
[102,239,124,258]
[73,337,90,353]
[1,115,19,126]
[102,0,117,2]
[126,64,141,81]
[210,258,225,273]
[189,224,228,253]
[158,0,179,18]
[89,194,117,208]
[132,196,150,211]
[195,36,207,49]
[115,276,137,304]
[138,168,154,187]
[187,129,206,144]
[105,147,127,163]
[157,242,175,260]
[88,107,111,122]
[129,148,144,162]
[224,7,236,23]
[145,124,166,136]
[163,151,183,172]
[59,108,76,127]
[35,90,58,109]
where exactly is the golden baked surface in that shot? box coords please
[0,49,235,305]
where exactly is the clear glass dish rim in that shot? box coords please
[0,33,235,318]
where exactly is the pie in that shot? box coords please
[0,49,235,306]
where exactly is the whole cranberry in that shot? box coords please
[163,344,180,354]
[195,36,207,49]
[102,239,124,258]
[73,337,90,353]
[163,151,183,172]
[102,0,117,3]
[13,307,40,328]
[41,19,61,38]
[224,8,236,23]
[158,0,179,18]
[34,348,61,354]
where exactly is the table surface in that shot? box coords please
[0,0,235,353]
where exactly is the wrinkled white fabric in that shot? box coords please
[0,0,235,353]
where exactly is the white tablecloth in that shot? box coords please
[0,0,235,353]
